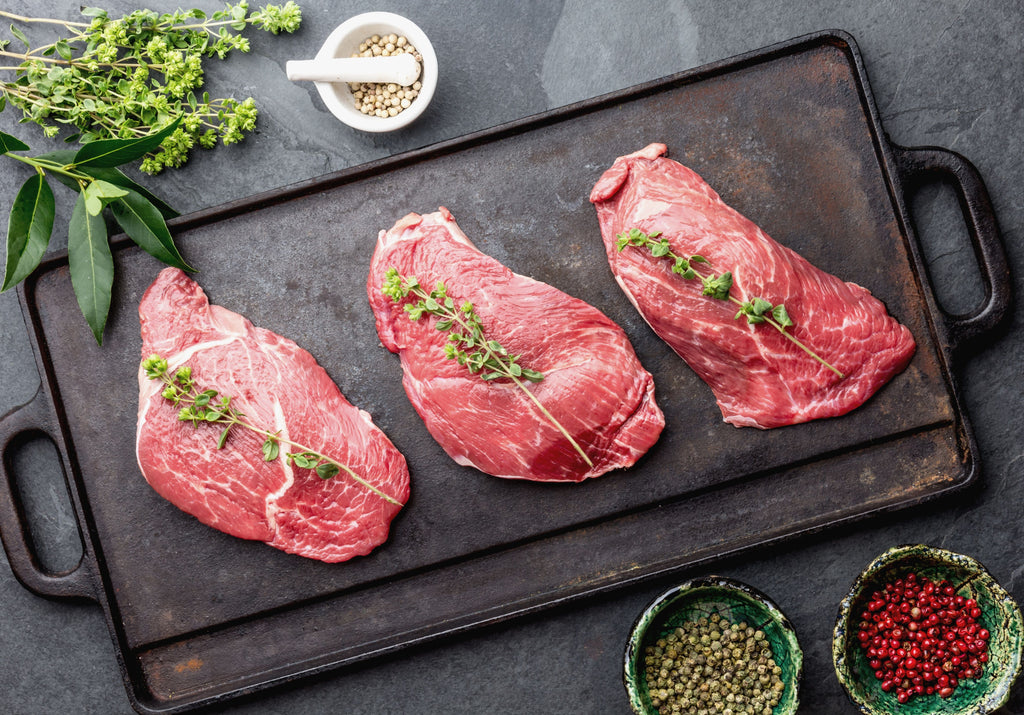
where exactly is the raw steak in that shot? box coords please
[590,143,916,428]
[367,207,664,482]
[136,268,408,562]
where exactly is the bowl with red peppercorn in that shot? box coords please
[624,576,802,715]
[833,544,1024,714]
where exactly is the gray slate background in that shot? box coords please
[1,1,1021,713]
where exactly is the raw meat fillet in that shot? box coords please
[136,268,408,562]
[590,143,916,428]
[367,207,664,482]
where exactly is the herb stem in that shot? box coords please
[440,292,595,468]
[0,49,161,69]
[3,151,86,181]
[383,269,595,469]
[0,10,91,27]
[0,48,70,64]
[617,228,844,378]
[691,263,844,377]
[147,360,404,507]
[229,417,404,507]
[511,374,594,467]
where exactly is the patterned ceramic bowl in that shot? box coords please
[624,576,802,714]
[833,544,1024,714]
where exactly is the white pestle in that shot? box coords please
[286,54,421,87]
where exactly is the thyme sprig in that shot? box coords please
[142,354,403,506]
[616,228,844,378]
[381,267,594,468]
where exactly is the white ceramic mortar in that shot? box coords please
[291,12,437,132]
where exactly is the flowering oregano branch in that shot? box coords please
[616,228,844,378]
[142,354,404,506]
[0,2,302,173]
[381,267,594,468]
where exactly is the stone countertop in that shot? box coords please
[1,1,1021,713]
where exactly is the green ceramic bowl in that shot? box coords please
[624,576,802,714]
[833,544,1024,714]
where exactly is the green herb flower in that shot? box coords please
[0,2,302,172]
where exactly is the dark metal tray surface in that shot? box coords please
[0,30,1009,713]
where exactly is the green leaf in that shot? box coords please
[79,7,108,18]
[0,131,30,154]
[83,193,102,216]
[194,389,216,406]
[34,149,76,168]
[217,425,232,449]
[466,353,484,372]
[2,173,55,292]
[72,116,182,168]
[315,462,339,480]
[481,371,502,381]
[9,24,29,48]
[82,179,128,216]
[703,271,732,300]
[486,340,507,356]
[289,453,318,469]
[83,168,179,219]
[89,179,129,199]
[54,39,73,60]
[771,303,793,327]
[521,368,545,382]
[110,189,192,270]
[67,193,112,344]
[261,438,279,462]
[754,297,774,315]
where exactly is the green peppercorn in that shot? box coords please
[642,612,786,715]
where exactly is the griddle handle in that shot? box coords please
[0,387,97,601]
[893,144,1012,350]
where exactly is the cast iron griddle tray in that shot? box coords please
[0,30,1010,713]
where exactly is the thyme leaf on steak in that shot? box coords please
[381,267,594,468]
[615,228,844,378]
[141,354,403,506]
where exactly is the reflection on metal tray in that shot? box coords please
[0,29,1009,714]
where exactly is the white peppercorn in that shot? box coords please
[348,33,424,119]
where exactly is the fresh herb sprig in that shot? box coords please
[2,121,187,343]
[382,267,594,468]
[616,228,844,378]
[0,2,302,173]
[142,354,404,506]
